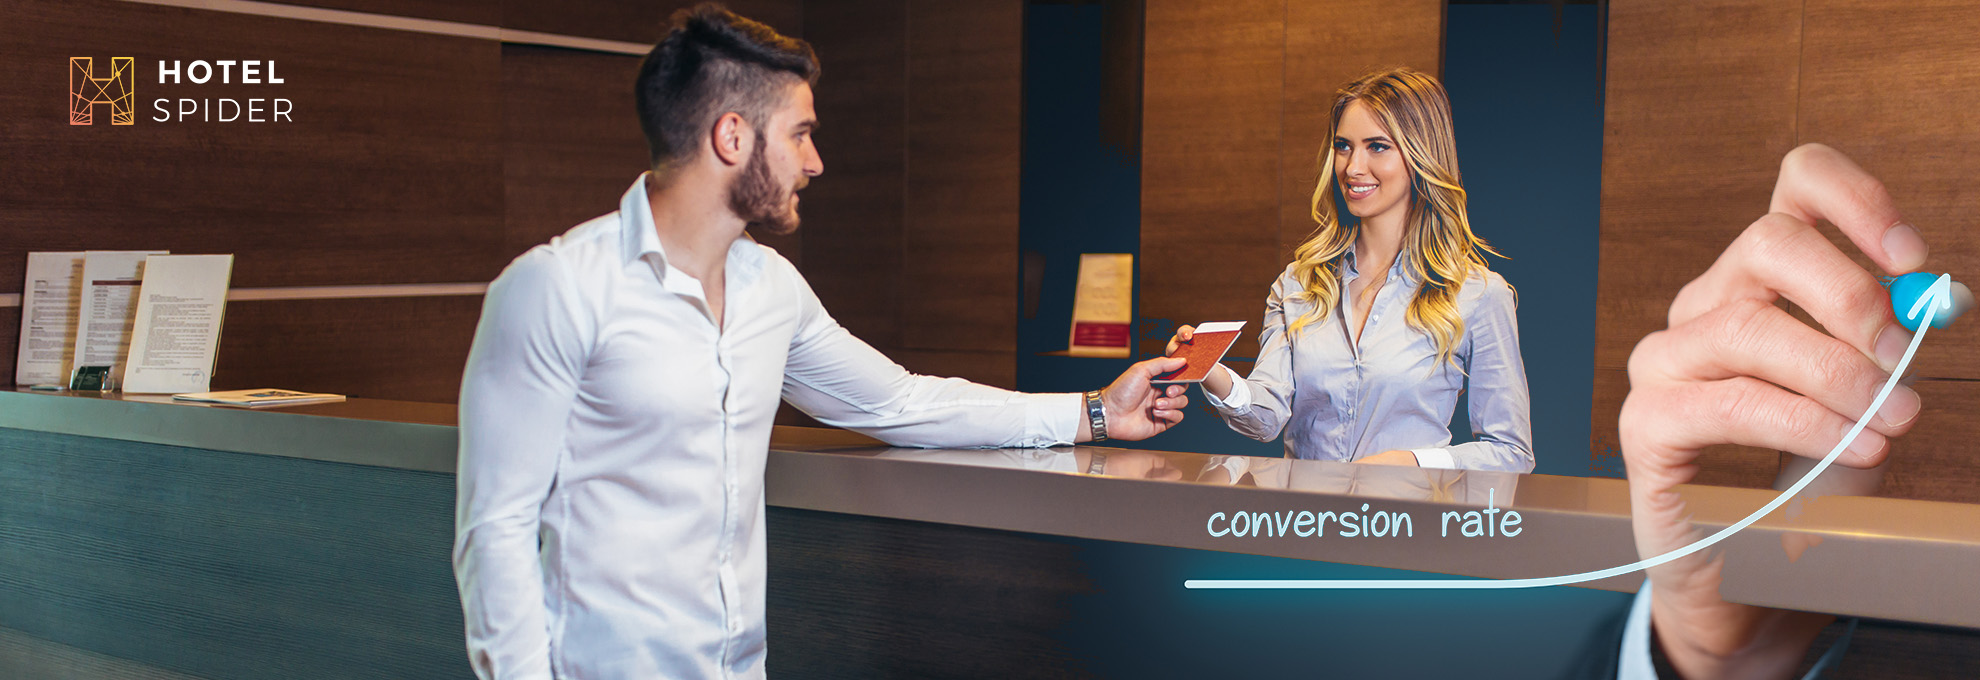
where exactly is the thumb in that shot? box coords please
[1141,356,1187,376]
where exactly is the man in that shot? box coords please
[452,5,1188,679]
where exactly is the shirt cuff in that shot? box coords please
[1202,455,1251,484]
[1031,392,1087,446]
[1410,448,1458,470]
[1618,580,1659,680]
[1201,364,1252,410]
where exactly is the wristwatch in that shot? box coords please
[1084,389,1108,442]
[1087,452,1108,475]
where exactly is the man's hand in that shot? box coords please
[1166,324,1235,399]
[1084,356,1190,442]
[1081,450,1186,480]
[1619,144,1929,679]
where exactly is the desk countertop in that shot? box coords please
[6,388,1977,629]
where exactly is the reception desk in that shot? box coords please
[3,389,1977,678]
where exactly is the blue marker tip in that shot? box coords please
[1885,272,1973,331]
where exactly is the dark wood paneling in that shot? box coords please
[499,44,652,261]
[899,0,1022,380]
[1591,0,1802,470]
[211,295,482,403]
[1589,366,1627,476]
[1278,0,1443,263]
[1797,0,1980,380]
[268,0,498,26]
[1597,0,1980,483]
[799,0,907,350]
[0,310,17,388]
[1593,0,1803,372]
[1097,0,1143,157]
[1141,1,1442,361]
[1881,379,1980,504]
[500,0,801,48]
[1591,375,1980,504]
[0,0,505,292]
[1820,619,1980,679]
[766,507,1094,679]
[1140,0,1284,359]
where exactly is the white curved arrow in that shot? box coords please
[1186,274,1954,590]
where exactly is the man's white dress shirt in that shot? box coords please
[454,176,1081,680]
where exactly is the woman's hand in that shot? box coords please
[1166,324,1235,399]
[1356,449,1420,466]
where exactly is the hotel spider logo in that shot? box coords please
[71,57,135,125]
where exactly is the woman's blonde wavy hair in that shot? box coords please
[1286,66,1502,370]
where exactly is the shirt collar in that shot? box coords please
[618,173,767,285]
[1341,242,1420,286]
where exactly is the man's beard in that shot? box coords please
[728,134,801,235]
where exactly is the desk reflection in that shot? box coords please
[1197,455,1518,506]
[866,447,1514,505]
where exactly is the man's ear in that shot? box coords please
[711,112,751,167]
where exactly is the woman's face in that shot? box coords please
[1332,100,1411,223]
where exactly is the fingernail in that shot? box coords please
[1878,384,1922,429]
[1873,323,1913,371]
[1882,223,1928,273]
[1844,424,1885,461]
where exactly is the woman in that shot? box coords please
[1170,67,1532,472]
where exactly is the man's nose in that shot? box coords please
[802,141,823,177]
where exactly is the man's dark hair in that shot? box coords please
[635,3,820,175]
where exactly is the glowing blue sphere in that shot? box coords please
[1889,272,1955,331]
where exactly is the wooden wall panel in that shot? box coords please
[788,0,1022,390]
[1277,0,1443,264]
[0,0,506,292]
[1880,380,1980,504]
[211,296,482,403]
[899,0,1023,388]
[1590,0,1802,475]
[799,0,907,351]
[1598,0,1980,485]
[500,0,802,48]
[1142,1,1441,360]
[0,312,17,388]
[1594,0,1803,371]
[500,44,652,262]
[271,0,497,25]
[1140,0,1284,359]
[1797,0,1980,380]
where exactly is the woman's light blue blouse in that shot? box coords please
[1204,249,1534,472]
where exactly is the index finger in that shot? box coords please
[1770,143,1928,275]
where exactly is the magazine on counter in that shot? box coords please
[172,388,345,408]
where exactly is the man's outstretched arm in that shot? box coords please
[779,261,1186,447]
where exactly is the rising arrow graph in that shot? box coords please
[1186,274,1956,590]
